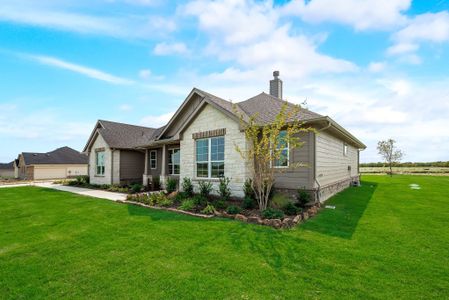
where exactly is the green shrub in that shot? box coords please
[192,194,207,207]
[271,192,290,209]
[214,199,227,210]
[67,180,78,186]
[242,196,256,209]
[218,177,231,201]
[151,176,160,191]
[178,199,195,211]
[182,177,194,197]
[262,208,284,219]
[174,191,189,203]
[243,178,255,199]
[297,188,311,208]
[149,192,168,206]
[75,175,89,185]
[226,205,241,215]
[131,183,142,194]
[201,204,215,215]
[166,178,177,193]
[283,202,300,215]
[100,184,111,190]
[198,181,213,198]
[159,198,173,207]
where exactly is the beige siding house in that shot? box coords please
[84,71,366,202]
[15,147,88,180]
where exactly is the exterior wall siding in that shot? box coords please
[0,169,14,178]
[119,150,145,184]
[180,104,250,198]
[89,133,113,185]
[273,131,313,191]
[315,130,359,201]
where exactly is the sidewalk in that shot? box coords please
[35,182,127,201]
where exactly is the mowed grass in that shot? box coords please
[1,176,448,299]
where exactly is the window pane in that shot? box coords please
[196,139,208,162]
[211,162,225,178]
[277,130,288,149]
[196,163,208,177]
[211,137,224,161]
[174,165,180,175]
[274,149,288,167]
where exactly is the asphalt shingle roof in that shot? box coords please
[98,120,160,149]
[237,92,323,124]
[22,147,88,165]
[0,161,14,170]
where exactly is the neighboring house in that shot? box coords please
[0,162,14,178]
[85,72,366,202]
[83,120,158,185]
[15,147,88,180]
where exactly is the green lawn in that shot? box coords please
[1,175,448,299]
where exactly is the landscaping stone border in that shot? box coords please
[118,199,322,229]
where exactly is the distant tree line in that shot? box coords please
[361,161,449,168]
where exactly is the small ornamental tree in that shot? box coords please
[234,103,313,211]
[377,139,404,176]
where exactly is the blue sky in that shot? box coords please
[1,0,449,163]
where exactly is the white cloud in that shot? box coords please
[23,54,134,85]
[367,62,386,73]
[139,69,152,79]
[119,104,133,111]
[282,0,410,30]
[182,0,357,79]
[140,111,174,127]
[0,1,175,39]
[388,11,449,60]
[153,42,189,55]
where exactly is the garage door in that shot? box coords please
[34,167,67,180]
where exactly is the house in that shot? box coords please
[82,120,159,185]
[15,146,88,180]
[0,162,14,178]
[84,71,366,202]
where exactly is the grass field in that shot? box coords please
[1,175,448,299]
[360,166,449,175]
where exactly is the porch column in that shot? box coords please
[160,144,167,188]
[143,149,149,186]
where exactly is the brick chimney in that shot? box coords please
[269,70,283,99]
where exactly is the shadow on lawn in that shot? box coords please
[301,181,378,239]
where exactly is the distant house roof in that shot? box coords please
[0,161,14,170]
[22,147,88,165]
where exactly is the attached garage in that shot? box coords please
[34,166,68,180]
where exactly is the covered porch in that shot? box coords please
[142,140,180,189]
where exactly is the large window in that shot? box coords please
[196,136,225,178]
[273,130,289,168]
[96,151,105,175]
[150,150,157,169]
[168,148,180,175]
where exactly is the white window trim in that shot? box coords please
[343,143,348,156]
[95,151,105,176]
[168,148,180,175]
[195,137,225,179]
[150,150,157,170]
[273,131,290,169]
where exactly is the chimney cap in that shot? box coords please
[273,70,280,78]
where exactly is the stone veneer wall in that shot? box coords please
[89,133,113,185]
[180,104,250,198]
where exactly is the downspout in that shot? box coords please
[111,148,114,185]
[314,119,332,202]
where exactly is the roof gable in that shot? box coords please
[83,120,159,151]
[156,88,245,141]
